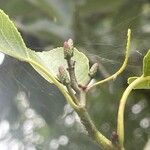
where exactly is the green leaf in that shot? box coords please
[128,77,150,89]
[30,47,90,85]
[143,49,150,76]
[127,77,138,84]
[0,10,29,60]
[128,49,150,89]
[0,9,90,87]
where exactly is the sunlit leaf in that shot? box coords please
[0,9,29,61]
[30,47,90,85]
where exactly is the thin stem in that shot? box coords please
[87,29,131,91]
[117,76,150,148]
[76,107,115,150]
[67,59,80,94]
[66,84,79,105]
[66,55,115,148]
[79,90,87,107]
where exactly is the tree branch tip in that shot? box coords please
[127,28,131,35]
[63,39,74,59]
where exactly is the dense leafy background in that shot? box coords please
[0,0,150,150]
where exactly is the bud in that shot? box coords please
[110,131,118,144]
[89,63,99,78]
[63,39,74,59]
[57,66,70,85]
[68,39,73,48]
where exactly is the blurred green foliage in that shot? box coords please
[0,0,150,149]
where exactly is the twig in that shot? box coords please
[117,76,150,148]
[87,29,131,91]
[76,107,115,150]
[63,39,116,149]
[66,84,79,105]
[67,59,80,94]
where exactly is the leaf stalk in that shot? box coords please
[117,76,150,148]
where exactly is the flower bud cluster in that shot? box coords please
[63,39,74,59]
[89,63,99,78]
[57,66,70,85]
